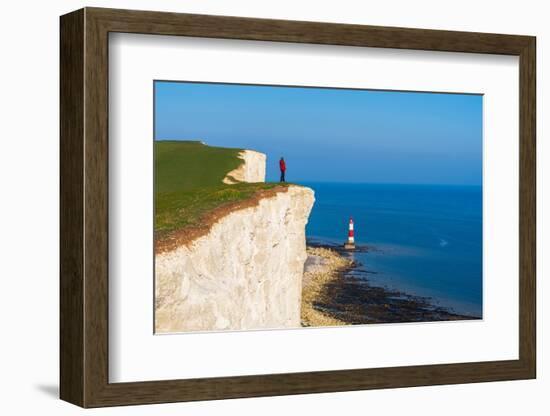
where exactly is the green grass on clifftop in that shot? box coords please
[155,140,284,238]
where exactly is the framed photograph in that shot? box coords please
[60,7,536,407]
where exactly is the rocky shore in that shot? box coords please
[301,243,478,327]
[301,247,354,327]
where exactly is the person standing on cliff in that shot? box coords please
[279,157,286,182]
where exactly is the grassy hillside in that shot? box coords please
[155,140,283,238]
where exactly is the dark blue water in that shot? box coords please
[302,182,483,317]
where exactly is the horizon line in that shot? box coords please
[291,180,482,187]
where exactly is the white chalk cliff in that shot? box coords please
[155,152,315,333]
[222,150,266,184]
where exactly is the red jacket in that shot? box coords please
[279,159,286,172]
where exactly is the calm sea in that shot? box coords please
[301,182,483,317]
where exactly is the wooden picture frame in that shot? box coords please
[60,7,536,408]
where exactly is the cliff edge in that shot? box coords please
[155,186,314,333]
[154,141,315,333]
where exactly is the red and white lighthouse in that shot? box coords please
[344,217,356,250]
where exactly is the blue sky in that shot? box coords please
[154,81,482,185]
